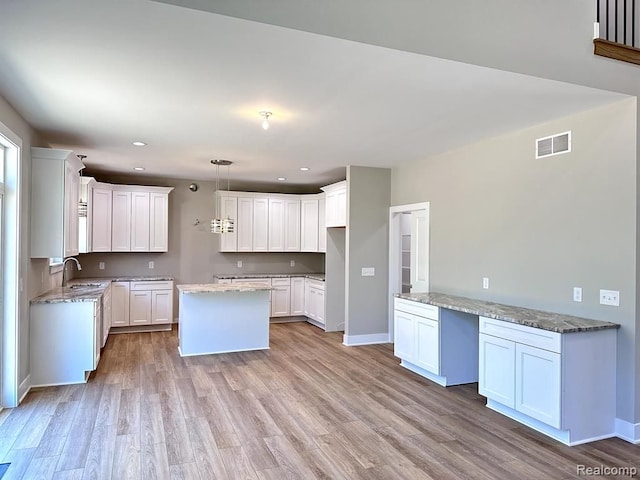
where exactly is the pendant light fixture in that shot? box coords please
[210,159,235,234]
[259,111,272,130]
[77,154,88,218]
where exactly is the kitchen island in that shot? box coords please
[176,282,272,356]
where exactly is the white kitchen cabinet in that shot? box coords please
[284,198,300,251]
[270,277,291,317]
[393,298,478,387]
[30,299,100,386]
[110,281,130,327]
[300,197,318,252]
[321,180,347,228]
[129,280,174,326]
[150,192,170,252]
[111,190,132,251]
[478,316,617,445]
[290,277,305,316]
[306,278,325,326]
[91,185,112,252]
[268,197,285,251]
[131,192,150,251]
[237,196,253,252]
[30,147,85,258]
[101,282,112,348]
[253,197,269,252]
[318,195,326,253]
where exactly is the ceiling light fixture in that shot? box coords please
[132,141,147,146]
[259,111,272,130]
[133,167,145,171]
[300,167,310,171]
[277,177,286,181]
[210,159,235,234]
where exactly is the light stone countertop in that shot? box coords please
[395,292,620,333]
[30,276,175,304]
[177,282,274,293]
[214,273,325,281]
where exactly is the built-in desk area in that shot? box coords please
[393,292,620,446]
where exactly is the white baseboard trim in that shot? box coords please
[615,418,640,443]
[342,333,390,346]
[18,375,31,404]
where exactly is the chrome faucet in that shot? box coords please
[61,257,82,287]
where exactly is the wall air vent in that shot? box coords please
[536,131,571,159]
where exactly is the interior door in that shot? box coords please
[410,209,429,292]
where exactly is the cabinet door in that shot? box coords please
[515,344,561,428]
[268,197,285,251]
[151,290,173,324]
[129,290,152,325]
[303,278,310,316]
[318,196,326,253]
[112,191,132,251]
[394,311,415,361]
[335,187,347,227]
[131,192,150,251]
[218,195,238,252]
[91,187,112,252]
[253,198,269,252]
[478,333,515,408]
[325,192,337,228]
[290,277,305,316]
[237,197,254,252]
[64,161,80,257]
[271,285,291,317]
[111,282,130,326]
[415,317,439,374]
[315,287,325,324]
[284,198,301,252]
[149,192,169,252]
[300,199,318,252]
[101,284,112,347]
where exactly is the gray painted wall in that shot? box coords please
[345,166,391,337]
[76,175,325,318]
[325,227,345,331]
[392,99,637,424]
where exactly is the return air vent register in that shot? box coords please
[536,131,571,159]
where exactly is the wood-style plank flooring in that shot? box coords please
[0,322,637,479]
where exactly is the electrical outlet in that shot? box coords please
[361,267,375,277]
[99,262,105,270]
[290,260,295,267]
[482,277,489,289]
[573,287,582,302]
[237,260,243,268]
[148,261,154,269]
[600,289,620,306]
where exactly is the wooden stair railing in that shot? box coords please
[594,0,640,65]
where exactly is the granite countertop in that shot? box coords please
[30,276,175,304]
[395,292,620,333]
[214,273,325,281]
[177,283,274,293]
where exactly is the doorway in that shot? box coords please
[388,202,430,342]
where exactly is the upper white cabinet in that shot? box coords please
[31,148,84,258]
[321,180,347,228]
[97,184,173,253]
[215,190,335,253]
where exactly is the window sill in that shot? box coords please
[49,263,63,274]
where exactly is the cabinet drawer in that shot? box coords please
[130,280,174,291]
[233,278,272,286]
[307,279,325,291]
[479,316,561,353]
[271,277,291,287]
[394,298,439,321]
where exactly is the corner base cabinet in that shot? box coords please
[394,298,478,387]
[478,316,617,446]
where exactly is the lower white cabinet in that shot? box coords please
[393,298,478,387]
[290,277,305,315]
[478,316,617,445]
[111,280,173,327]
[271,277,291,317]
[306,278,325,325]
[30,300,101,386]
[101,282,112,347]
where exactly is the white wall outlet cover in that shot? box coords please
[290,260,295,267]
[482,277,489,289]
[99,262,105,270]
[599,289,620,306]
[573,287,582,302]
[237,260,243,268]
[148,261,154,269]
[361,267,375,277]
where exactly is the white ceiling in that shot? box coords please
[0,0,627,189]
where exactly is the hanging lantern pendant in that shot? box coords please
[210,159,235,234]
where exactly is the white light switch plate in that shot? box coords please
[600,289,620,306]
[573,287,582,302]
[148,261,154,269]
[482,277,489,289]
[237,260,243,268]
[99,262,105,270]
[361,267,375,277]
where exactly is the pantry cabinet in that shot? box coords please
[30,147,85,258]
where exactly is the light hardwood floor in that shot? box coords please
[0,322,637,479]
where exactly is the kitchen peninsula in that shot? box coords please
[177,282,273,356]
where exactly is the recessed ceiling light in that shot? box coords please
[132,141,146,146]
[277,177,286,181]
[133,167,145,171]
[300,167,310,171]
